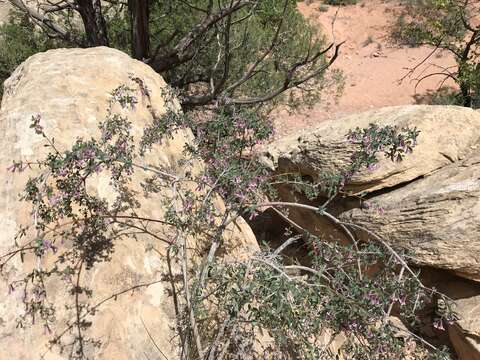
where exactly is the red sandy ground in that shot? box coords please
[273,0,457,137]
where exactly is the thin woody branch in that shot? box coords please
[8,0,77,42]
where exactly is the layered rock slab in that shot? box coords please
[260,105,480,280]
[261,105,480,195]
[449,294,480,360]
[340,154,480,282]
[260,105,480,359]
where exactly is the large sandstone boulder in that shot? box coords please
[0,47,258,359]
[261,106,480,195]
[341,154,480,281]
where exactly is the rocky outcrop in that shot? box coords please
[448,295,480,360]
[341,154,480,281]
[261,106,480,281]
[261,106,480,195]
[420,269,480,360]
[0,47,258,359]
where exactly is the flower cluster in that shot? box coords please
[347,123,420,167]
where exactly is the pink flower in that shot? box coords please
[6,162,26,173]
[58,167,68,177]
[42,239,53,250]
[48,194,61,205]
[433,318,445,331]
[184,199,194,211]
[366,292,381,306]
[44,324,52,335]
[6,163,17,173]
[367,163,378,171]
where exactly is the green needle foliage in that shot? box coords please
[0,0,343,110]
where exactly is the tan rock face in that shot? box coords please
[0,47,257,359]
[448,295,480,360]
[260,105,480,358]
[261,105,480,195]
[410,265,480,360]
[261,106,480,280]
[341,155,480,281]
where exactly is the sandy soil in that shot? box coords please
[273,0,457,137]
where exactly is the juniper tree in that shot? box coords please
[1,0,343,109]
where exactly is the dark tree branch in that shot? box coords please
[178,0,208,13]
[222,0,289,93]
[8,0,77,43]
[41,0,75,13]
[149,0,252,72]
[459,0,480,33]
[208,5,233,99]
[147,28,180,65]
[457,27,479,106]
[413,72,458,94]
[231,42,343,106]
[180,41,343,108]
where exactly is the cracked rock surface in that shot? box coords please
[341,154,480,281]
[260,105,480,195]
[260,105,480,280]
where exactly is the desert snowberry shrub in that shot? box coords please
[1,79,453,359]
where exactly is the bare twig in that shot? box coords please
[228,42,344,106]
[273,235,302,255]
[141,316,170,360]
[8,0,76,42]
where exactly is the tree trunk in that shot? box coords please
[76,0,109,46]
[460,81,472,108]
[129,0,150,60]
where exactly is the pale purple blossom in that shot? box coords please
[366,292,381,306]
[433,318,445,331]
[48,194,61,205]
[367,163,378,171]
